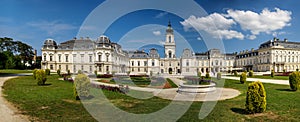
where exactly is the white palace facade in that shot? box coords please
[41,22,300,75]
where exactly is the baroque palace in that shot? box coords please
[41,22,300,75]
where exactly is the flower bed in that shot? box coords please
[91,83,129,94]
[183,76,214,85]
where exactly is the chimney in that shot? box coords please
[284,38,288,42]
[251,48,254,52]
[73,37,77,40]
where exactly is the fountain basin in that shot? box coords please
[177,83,216,93]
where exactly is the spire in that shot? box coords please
[166,20,173,34]
[168,20,171,28]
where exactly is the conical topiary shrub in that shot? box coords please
[245,81,267,114]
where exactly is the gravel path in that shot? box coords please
[0,74,29,122]
[91,78,240,101]
[222,76,289,85]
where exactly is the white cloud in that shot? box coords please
[197,37,202,40]
[27,20,77,36]
[155,12,168,18]
[180,13,244,40]
[153,30,161,36]
[247,35,257,40]
[272,31,287,37]
[180,8,291,40]
[227,8,292,35]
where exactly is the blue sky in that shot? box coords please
[0,0,299,56]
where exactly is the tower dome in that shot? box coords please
[97,35,111,43]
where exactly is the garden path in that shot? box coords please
[91,78,240,101]
[222,76,289,85]
[0,74,29,122]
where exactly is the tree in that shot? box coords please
[240,72,247,84]
[36,69,47,85]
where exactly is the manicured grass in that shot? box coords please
[3,75,97,121]
[0,69,33,75]
[166,78,178,88]
[3,75,300,121]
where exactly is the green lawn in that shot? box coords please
[0,69,33,75]
[3,75,300,121]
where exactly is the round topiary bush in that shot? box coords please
[33,69,38,79]
[234,71,238,76]
[205,72,210,78]
[36,69,47,85]
[197,72,202,78]
[271,70,275,77]
[289,71,300,91]
[217,72,221,80]
[57,69,61,76]
[45,69,50,75]
[74,74,91,100]
[240,72,247,84]
[245,81,267,114]
[67,70,71,75]
[249,70,254,77]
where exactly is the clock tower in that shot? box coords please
[164,21,176,58]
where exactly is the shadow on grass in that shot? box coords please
[276,88,295,92]
[231,108,247,115]
[41,83,52,86]
[80,95,95,100]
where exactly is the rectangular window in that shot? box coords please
[81,65,84,71]
[186,60,189,66]
[59,65,61,70]
[58,55,61,62]
[106,66,109,72]
[90,66,92,73]
[50,56,53,61]
[73,65,76,73]
[98,55,102,62]
[89,55,92,62]
[144,68,147,72]
[152,61,155,66]
[144,61,147,66]
[138,61,140,66]
[131,61,134,66]
[50,65,53,70]
[66,55,69,62]
[66,65,69,70]
[81,54,84,63]
[132,68,134,72]
[138,68,140,72]
[44,56,46,61]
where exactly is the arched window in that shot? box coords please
[169,36,171,43]
[168,51,172,58]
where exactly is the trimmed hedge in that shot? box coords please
[249,70,253,77]
[271,70,275,77]
[205,72,210,78]
[197,72,202,78]
[57,69,61,76]
[234,71,238,76]
[217,72,221,80]
[245,81,267,114]
[45,69,50,75]
[289,71,300,91]
[33,69,38,79]
[74,74,90,100]
[97,74,113,78]
[240,72,247,84]
[36,69,47,85]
